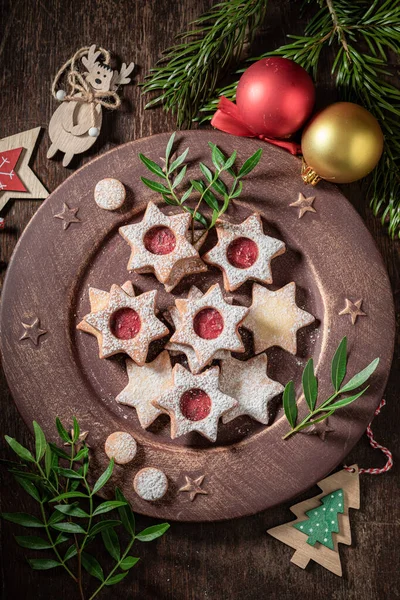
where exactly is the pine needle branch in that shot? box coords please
[141,0,268,128]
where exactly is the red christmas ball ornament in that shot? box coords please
[236,57,315,138]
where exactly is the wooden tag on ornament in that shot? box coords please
[0,127,48,211]
[267,465,360,576]
[47,45,134,167]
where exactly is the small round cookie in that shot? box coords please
[133,467,168,501]
[105,431,137,465]
[94,178,126,211]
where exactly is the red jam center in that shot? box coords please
[110,308,141,340]
[193,308,224,340]
[143,226,176,255]
[180,388,212,421]
[226,237,258,269]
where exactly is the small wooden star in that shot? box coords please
[178,475,208,501]
[20,317,47,346]
[339,298,366,325]
[301,419,334,441]
[290,193,316,219]
[54,203,81,230]
[64,430,90,450]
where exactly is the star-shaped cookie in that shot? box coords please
[119,202,204,286]
[289,193,316,218]
[242,283,315,355]
[203,214,285,291]
[153,364,236,442]
[166,286,231,373]
[219,355,284,424]
[339,298,366,325]
[77,280,168,364]
[116,350,173,429]
[170,284,248,371]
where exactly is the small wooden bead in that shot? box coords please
[88,127,99,137]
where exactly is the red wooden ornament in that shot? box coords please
[0,148,27,192]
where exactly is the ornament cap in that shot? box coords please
[301,160,321,186]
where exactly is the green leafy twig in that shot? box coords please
[141,0,268,128]
[282,336,380,439]
[1,418,169,600]
[139,132,262,242]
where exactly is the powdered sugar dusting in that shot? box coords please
[94,178,126,211]
[134,467,168,501]
[119,202,201,285]
[203,214,285,291]
[105,431,137,464]
[170,284,248,371]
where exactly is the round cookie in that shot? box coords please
[133,467,168,501]
[105,431,137,464]
[94,178,126,210]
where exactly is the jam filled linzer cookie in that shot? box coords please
[104,431,137,464]
[170,283,248,372]
[219,355,284,425]
[119,201,205,286]
[133,467,168,501]
[166,286,231,374]
[116,350,173,429]
[242,282,315,355]
[203,214,286,292]
[77,281,169,365]
[152,364,237,442]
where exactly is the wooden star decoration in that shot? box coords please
[19,317,47,346]
[0,127,48,211]
[179,474,208,501]
[301,419,334,441]
[339,298,366,325]
[54,203,81,230]
[290,193,316,219]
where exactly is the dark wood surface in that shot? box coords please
[0,0,398,598]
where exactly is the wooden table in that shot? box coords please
[0,1,398,598]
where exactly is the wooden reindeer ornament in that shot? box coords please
[48,45,134,167]
[267,466,360,576]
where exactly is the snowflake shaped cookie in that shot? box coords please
[77,280,168,365]
[170,283,248,371]
[242,282,315,355]
[166,286,231,373]
[219,355,284,424]
[203,214,285,291]
[152,364,237,442]
[119,202,204,286]
[116,350,173,429]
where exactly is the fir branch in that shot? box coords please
[1,418,169,600]
[142,0,268,128]
[282,336,380,439]
[199,0,400,237]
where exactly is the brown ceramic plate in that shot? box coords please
[0,131,394,521]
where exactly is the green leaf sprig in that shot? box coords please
[1,418,169,600]
[282,336,380,439]
[139,132,262,242]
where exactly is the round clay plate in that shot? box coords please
[0,131,394,522]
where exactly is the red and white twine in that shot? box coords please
[344,399,393,475]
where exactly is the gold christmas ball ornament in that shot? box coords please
[301,102,384,185]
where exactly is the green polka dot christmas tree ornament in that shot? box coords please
[267,466,360,576]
